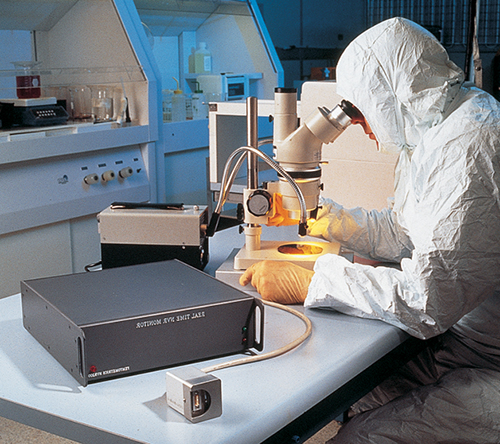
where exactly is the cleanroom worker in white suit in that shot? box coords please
[240,17,500,443]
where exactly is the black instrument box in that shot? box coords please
[21,260,264,386]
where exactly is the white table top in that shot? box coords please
[0,225,409,443]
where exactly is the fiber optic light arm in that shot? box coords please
[206,145,308,237]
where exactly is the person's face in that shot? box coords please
[357,119,377,141]
[351,114,376,141]
[349,105,379,148]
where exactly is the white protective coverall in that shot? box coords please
[305,18,500,443]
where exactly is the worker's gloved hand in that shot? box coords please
[306,199,345,242]
[239,260,314,304]
[266,193,299,227]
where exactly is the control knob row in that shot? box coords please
[83,167,134,185]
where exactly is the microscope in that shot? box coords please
[207,87,360,269]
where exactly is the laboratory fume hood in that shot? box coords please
[0,0,160,298]
[0,0,283,298]
[134,0,282,101]
[133,0,283,204]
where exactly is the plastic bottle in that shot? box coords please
[162,89,173,122]
[192,82,208,120]
[194,42,212,74]
[171,77,186,122]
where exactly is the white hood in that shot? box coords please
[336,17,464,154]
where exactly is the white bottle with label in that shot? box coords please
[194,42,212,74]
[171,77,187,122]
[192,82,208,120]
[185,94,193,120]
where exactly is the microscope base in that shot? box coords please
[233,240,340,270]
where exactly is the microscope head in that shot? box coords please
[272,87,358,221]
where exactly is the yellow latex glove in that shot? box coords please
[266,193,299,227]
[239,260,314,304]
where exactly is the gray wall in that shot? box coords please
[258,0,366,87]
[258,1,498,95]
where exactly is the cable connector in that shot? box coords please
[166,367,222,423]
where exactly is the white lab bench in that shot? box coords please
[0,225,424,444]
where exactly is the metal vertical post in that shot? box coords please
[246,96,259,189]
[244,96,261,251]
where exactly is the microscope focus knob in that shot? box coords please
[246,189,272,217]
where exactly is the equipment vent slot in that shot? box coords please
[77,337,84,378]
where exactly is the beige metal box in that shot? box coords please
[98,203,208,270]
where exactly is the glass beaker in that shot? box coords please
[91,86,114,122]
[69,86,92,121]
[12,61,42,99]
